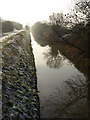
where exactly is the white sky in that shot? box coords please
[0,0,75,26]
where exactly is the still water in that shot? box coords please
[31,33,88,118]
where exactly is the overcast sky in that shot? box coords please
[0,0,77,26]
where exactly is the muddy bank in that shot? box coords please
[2,30,40,119]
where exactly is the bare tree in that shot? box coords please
[49,0,90,28]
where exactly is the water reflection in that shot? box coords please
[31,30,88,118]
[45,74,88,118]
[43,47,66,69]
[32,32,72,70]
[32,30,88,76]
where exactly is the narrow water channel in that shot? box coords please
[31,33,88,118]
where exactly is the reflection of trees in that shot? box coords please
[32,27,70,69]
[32,32,48,47]
[43,46,66,69]
[46,74,88,118]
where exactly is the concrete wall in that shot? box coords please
[2,30,40,119]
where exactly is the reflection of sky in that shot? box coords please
[31,34,80,100]
[37,65,79,98]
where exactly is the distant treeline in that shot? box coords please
[2,19,22,33]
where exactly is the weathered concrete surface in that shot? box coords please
[2,30,40,119]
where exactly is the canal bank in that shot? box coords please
[2,30,40,119]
